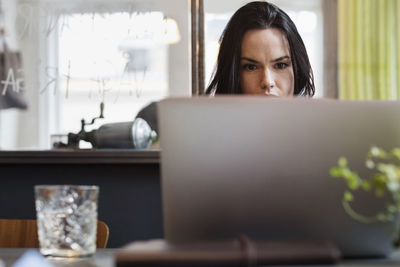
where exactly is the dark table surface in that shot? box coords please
[0,249,116,267]
[1,248,400,267]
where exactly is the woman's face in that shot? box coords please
[240,28,294,96]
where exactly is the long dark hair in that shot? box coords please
[206,1,315,96]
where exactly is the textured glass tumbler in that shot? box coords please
[34,185,99,257]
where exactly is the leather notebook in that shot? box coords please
[116,236,341,266]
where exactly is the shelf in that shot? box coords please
[0,149,160,164]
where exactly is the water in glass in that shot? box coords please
[35,185,99,257]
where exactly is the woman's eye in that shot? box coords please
[243,64,257,71]
[275,62,289,69]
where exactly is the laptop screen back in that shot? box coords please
[158,97,400,257]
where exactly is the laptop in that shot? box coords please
[158,96,400,257]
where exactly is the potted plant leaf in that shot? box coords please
[330,146,400,246]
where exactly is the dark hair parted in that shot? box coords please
[206,1,315,96]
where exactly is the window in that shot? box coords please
[57,12,170,135]
[0,0,190,150]
[0,0,328,150]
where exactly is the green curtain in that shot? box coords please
[338,0,400,100]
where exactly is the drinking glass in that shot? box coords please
[34,185,99,257]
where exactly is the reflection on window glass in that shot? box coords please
[57,12,171,138]
[0,0,189,150]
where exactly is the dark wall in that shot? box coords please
[0,163,163,248]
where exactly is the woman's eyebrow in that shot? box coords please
[240,57,259,63]
[241,56,290,63]
[271,56,290,63]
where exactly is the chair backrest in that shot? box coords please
[0,219,109,248]
[96,220,110,248]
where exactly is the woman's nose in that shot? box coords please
[261,69,275,93]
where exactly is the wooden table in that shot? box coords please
[0,248,400,266]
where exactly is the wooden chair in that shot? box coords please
[0,219,109,248]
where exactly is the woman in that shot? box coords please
[137,1,315,140]
[206,1,315,97]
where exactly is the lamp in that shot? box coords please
[163,17,181,44]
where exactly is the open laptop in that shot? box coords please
[158,97,400,257]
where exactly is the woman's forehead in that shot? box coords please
[241,28,290,59]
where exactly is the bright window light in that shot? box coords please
[57,12,169,135]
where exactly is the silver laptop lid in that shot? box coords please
[158,97,400,257]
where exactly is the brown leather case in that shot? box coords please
[116,236,342,266]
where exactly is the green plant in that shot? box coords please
[330,146,400,246]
